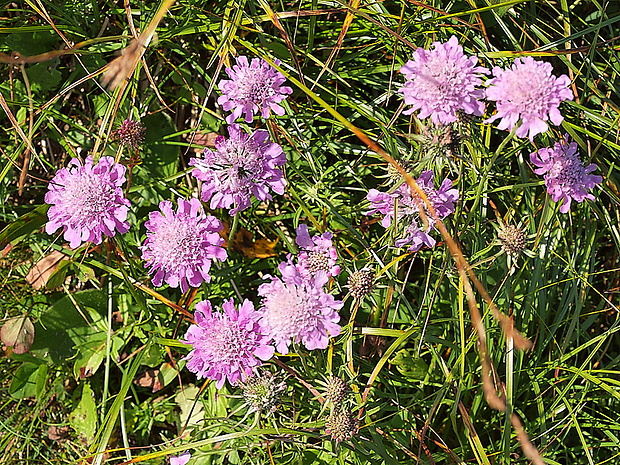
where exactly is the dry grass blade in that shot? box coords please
[314,0,360,84]
[100,0,176,90]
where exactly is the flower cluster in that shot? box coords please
[257,262,343,354]
[366,171,458,251]
[189,124,286,216]
[140,198,227,292]
[45,156,130,249]
[398,35,488,125]
[183,299,274,389]
[399,37,573,141]
[218,56,293,124]
[530,137,602,213]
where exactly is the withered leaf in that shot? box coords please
[1,315,35,354]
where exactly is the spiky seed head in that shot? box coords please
[348,269,375,300]
[324,376,350,405]
[326,408,358,442]
[387,159,415,183]
[498,224,527,258]
[240,371,287,414]
[419,122,461,157]
[113,119,146,150]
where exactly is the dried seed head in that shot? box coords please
[324,376,350,405]
[387,159,415,183]
[326,408,358,442]
[348,269,375,300]
[498,224,527,258]
[113,119,146,150]
[240,371,287,414]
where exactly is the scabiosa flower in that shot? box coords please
[217,56,293,124]
[45,156,130,249]
[257,262,343,354]
[170,452,191,465]
[189,124,286,216]
[112,119,146,150]
[398,35,488,125]
[485,57,573,140]
[294,224,340,278]
[183,299,274,389]
[140,198,227,292]
[366,171,458,252]
[530,137,602,213]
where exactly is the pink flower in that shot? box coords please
[398,35,488,125]
[140,198,227,292]
[217,56,293,124]
[45,156,130,249]
[170,452,191,465]
[366,171,458,251]
[189,124,286,216]
[294,224,340,278]
[183,299,275,389]
[257,263,343,354]
[530,137,602,213]
[485,57,573,140]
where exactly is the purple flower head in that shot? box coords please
[189,124,287,216]
[140,198,227,293]
[398,35,489,125]
[217,56,293,124]
[294,224,341,278]
[366,171,459,251]
[485,57,574,140]
[45,156,130,249]
[257,262,343,354]
[170,452,191,465]
[530,137,602,213]
[183,299,275,389]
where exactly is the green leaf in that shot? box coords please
[141,112,179,178]
[0,204,49,248]
[69,383,98,443]
[27,62,62,93]
[9,362,48,399]
[72,333,123,379]
[5,31,59,56]
[30,289,107,365]
[389,349,429,381]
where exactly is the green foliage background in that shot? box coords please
[1,0,619,464]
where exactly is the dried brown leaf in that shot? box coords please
[25,249,67,290]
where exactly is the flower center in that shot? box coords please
[60,172,116,221]
[236,69,275,103]
[263,284,314,339]
[148,215,203,267]
[201,318,248,365]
